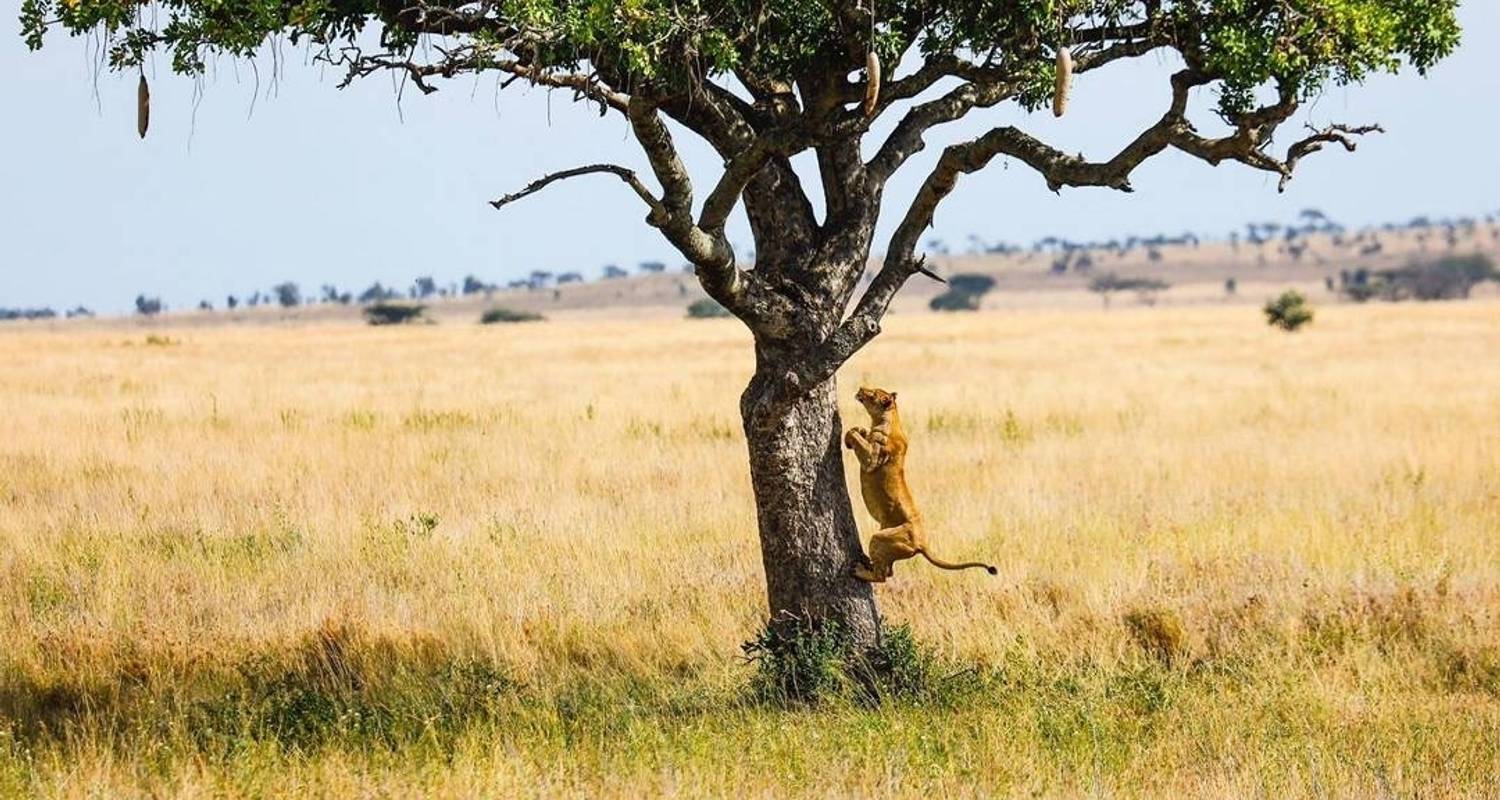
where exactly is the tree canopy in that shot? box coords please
[25,2,1459,121]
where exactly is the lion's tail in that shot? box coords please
[917,548,997,575]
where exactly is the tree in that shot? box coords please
[1089,274,1170,308]
[358,282,399,304]
[272,282,302,308]
[930,273,996,311]
[24,0,1460,658]
[134,295,162,316]
[462,275,493,295]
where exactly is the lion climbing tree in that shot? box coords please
[25,0,1459,651]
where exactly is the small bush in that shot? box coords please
[741,617,951,707]
[363,302,427,326]
[929,289,982,312]
[1263,290,1314,331]
[686,298,731,319]
[480,307,544,324]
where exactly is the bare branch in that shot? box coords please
[822,68,1381,379]
[489,164,662,215]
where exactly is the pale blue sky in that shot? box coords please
[2,5,1496,313]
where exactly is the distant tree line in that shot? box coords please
[1338,254,1498,302]
[18,209,1496,322]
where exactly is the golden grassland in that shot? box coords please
[1,301,1497,797]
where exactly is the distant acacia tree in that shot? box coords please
[462,275,493,295]
[272,282,301,308]
[1089,273,1169,308]
[357,282,399,304]
[134,295,162,316]
[321,284,352,304]
[930,273,997,312]
[24,0,1460,660]
[639,261,667,274]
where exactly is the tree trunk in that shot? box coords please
[741,359,881,651]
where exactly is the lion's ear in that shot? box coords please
[880,394,893,408]
[890,392,898,402]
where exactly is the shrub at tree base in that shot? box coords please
[480,307,544,324]
[363,303,427,326]
[1264,290,1314,332]
[686,298,731,319]
[741,618,964,707]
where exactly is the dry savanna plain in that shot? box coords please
[1,299,1498,797]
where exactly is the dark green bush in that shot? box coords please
[929,289,982,312]
[947,273,996,296]
[686,298,731,319]
[480,307,544,324]
[741,618,951,707]
[363,302,427,326]
[1264,290,1314,332]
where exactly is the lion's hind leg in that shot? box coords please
[853,524,917,583]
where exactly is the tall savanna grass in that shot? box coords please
[1,302,1496,797]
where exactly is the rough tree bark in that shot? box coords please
[742,354,881,650]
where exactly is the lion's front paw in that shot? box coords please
[843,428,867,449]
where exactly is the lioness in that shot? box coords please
[844,386,997,582]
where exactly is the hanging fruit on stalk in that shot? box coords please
[1053,46,1073,118]
[136,73,150,138]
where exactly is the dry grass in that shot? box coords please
[1,301,1497,797]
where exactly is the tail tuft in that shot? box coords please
[985,565,998,575]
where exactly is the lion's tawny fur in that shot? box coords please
[844,387,997,582]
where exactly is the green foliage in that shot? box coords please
[1195,0,1459,119]
[741,619,951,707]
[20,0,1459,122]
[480,307,544,324]
[363,302,426,326]
[1264,289,1314,331]
[685,298,731,319]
